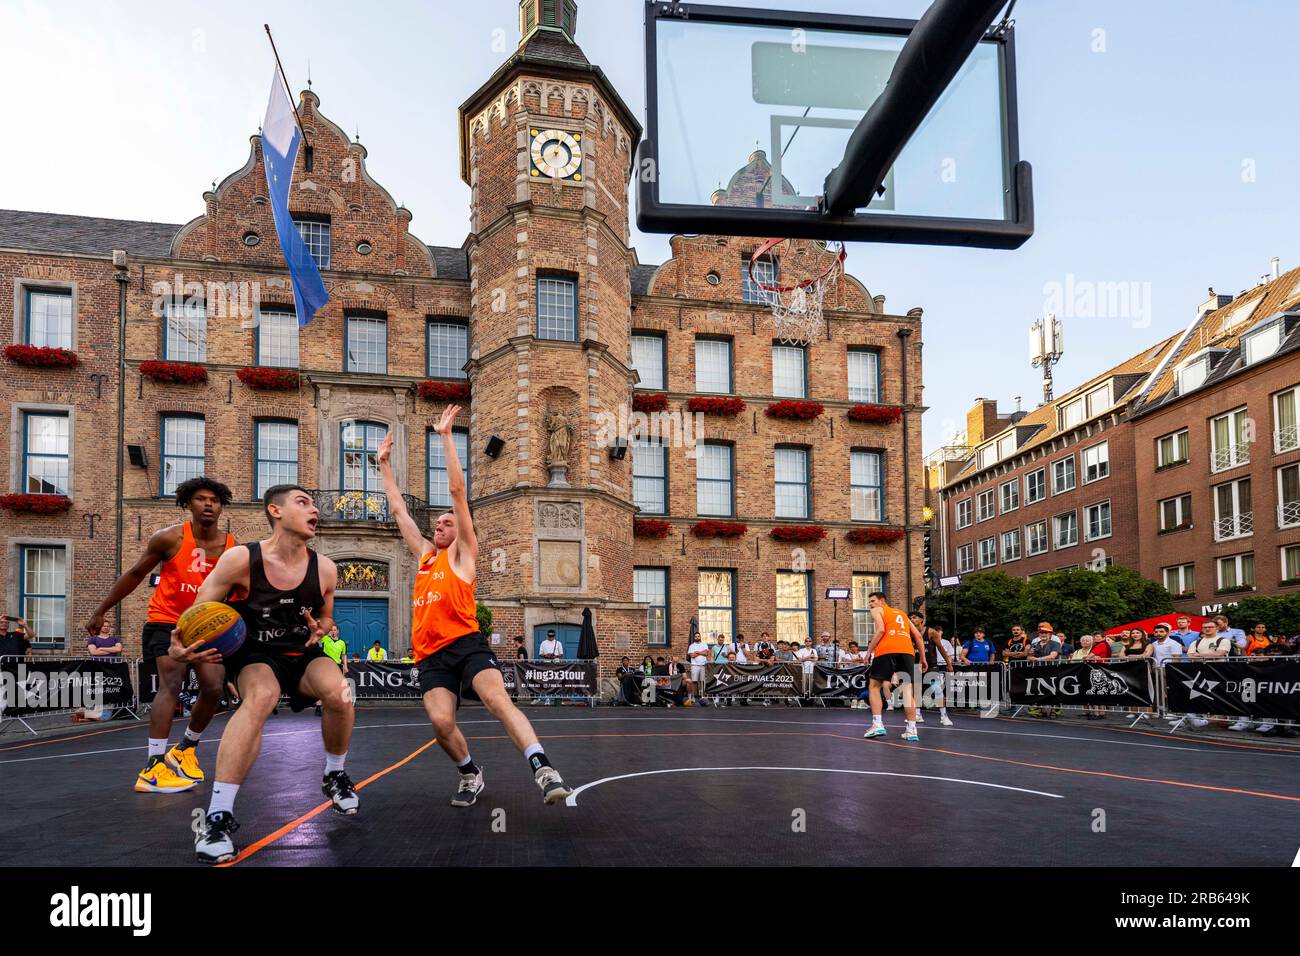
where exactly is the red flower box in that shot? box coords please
[417,380,471,402]
[691,519,748,539]
[847,404,902,425]
[769,525,828,543]
[633,392,668,413]
[686,397,746,416]
[634,518,673,539]
[0,493,72,514]
[846,527,905,545]
[3,344,79,369]
[237,367,300,391]
[765,400,825,421]
[139,360,207,385]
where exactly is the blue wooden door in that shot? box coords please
[336,598,390,660]
[533,623,581,660]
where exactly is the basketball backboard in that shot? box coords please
[636,1,1033,248]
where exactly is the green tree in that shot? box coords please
[1015,569,1129,637]
[922,571,1026,641]
[1098,565,1175,621]
[476,601,493,637]
[1224,594,1300,635]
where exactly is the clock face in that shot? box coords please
[530,128,583,181]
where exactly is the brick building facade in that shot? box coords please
[0,1,924,667]
[937,267,1300,618]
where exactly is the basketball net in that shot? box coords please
[750,239,846,346]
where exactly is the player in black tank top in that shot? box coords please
[185,485,355,865]
[228,542,324,654]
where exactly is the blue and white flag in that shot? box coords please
[262,66,329,327]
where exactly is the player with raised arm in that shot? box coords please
[863,592,928,741]
[188,484,355,864]
[85,477,236,793]
[377,405,571,807]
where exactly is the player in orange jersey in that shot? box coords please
[86,477,236,793]
[863,592,927,741]
[377,405,571,807]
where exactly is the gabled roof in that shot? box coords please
[948,332,1181,484]
[0,208,471,281]
[1134,266,1300,413]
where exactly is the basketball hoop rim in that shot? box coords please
[748,237,847,293]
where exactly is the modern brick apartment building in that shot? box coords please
[0,0,924,664]
[937,266,1300,618]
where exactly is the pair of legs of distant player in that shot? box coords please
[136,623,225,791]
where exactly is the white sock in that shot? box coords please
[872,716,884,728]
[184,727,202,743]
[457,755,475,770]
[906,720,917,733]
[148,738,168,758]
[523,743,544,760]
[325,751,347,774]
[939,707,948,717]
[209,782,239,816]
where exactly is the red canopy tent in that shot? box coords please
[1103,614,1208,638]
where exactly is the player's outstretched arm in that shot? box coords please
[85,525,181,635]
[376,432,433,561]
[436,404,478,573]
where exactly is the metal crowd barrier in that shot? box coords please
[0,654,143,736]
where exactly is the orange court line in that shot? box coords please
[222,737,440,866]
[829,732,1300,803]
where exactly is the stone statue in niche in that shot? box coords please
[545,411,572,487]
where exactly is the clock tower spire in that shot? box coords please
[456,1,644,650]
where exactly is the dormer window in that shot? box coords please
[1243,317,1283,365]
[1058,381,1112,431]
[1176,353,1214,395]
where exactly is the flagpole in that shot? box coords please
[263,24,306,134]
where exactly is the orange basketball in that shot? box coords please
[176,601,246,655]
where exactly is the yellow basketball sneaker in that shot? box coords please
[135,755,197,793]
[166,743,204,782]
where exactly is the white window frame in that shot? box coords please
[956,544,974,574]
[1177,356,1209,395]
[1278,462,1300,529]
[1024,467,1046,504]
[1274,386,1299,454]
[1213,477,1253,542]
[976,489,996,522]
[955,498,972,529]
[1215,553,1254,592]
[1162,563,1195,597]
[999,478,1019,514]
[1159,493,1192,532]
[1156,428,1190,468]
[1281,545,1300,584]
[1243,318,1282,366]
[1025,520,1048,556]
[1053,511,1078,549]
[1051,455,1076,494]
[978,537,997,569]
[1209,406,1251,473]
[1081,441,1109,484]
[1084,499,1112,542]
[1001,528,1021,563]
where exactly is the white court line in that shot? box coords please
[564,766,1065,806]
[5,714,1290,765]
[1293,845,1300,867]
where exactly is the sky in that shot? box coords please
[2,0,1298,450]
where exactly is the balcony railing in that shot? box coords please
[1211,444,1250,472]
[310,489,432,533]
[1277,424,1300,454]
[1214,511,1253,541]
[1280,500,1300,529]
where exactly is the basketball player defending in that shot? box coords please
[377,405,572,807]
[86,477,235,793]
[863,592,927,741]
[185,484,356,864]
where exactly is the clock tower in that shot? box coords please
[457,0,645,652]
